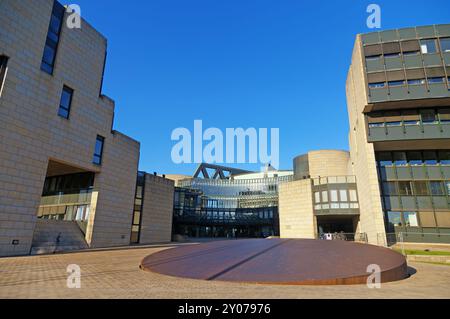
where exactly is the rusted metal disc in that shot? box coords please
[140,239,408,285]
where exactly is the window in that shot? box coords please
[407,79,425,85]
[384,53,400,58]
[41,1,65,74]
[430,181,445,196]
[420,39,438,54]
[378,152,393,167]
[382,182,397,196]
[393,152,407,166]
[330,190,338,202]
[423,151,438,165]
[368,82,386,89]
[314,192,321,204]
[421,110,437,124]
[438,151,450,165]
[403,50,420,56]
[407,151,423,165]
[321,191,328,203]
[446,181,450,196]
[339,190,348,202]
[387,211,402,227]
[398,181,413,196]
[366,55,382,60]
[349,189,358,202]
[413,181,428,196]
[0,56,8,96]
[440,38,450,52]
[427,77,444,84]
[388,80,405,87]
[93,135,105,165]
[404,212,419,227]
[58,86,73,119]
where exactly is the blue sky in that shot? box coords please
[68,0,450,175]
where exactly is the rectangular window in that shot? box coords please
[398,181,413,196]
[440,38,450,52]
[321,191,328,203]
[423,151,438,165]
[407,151,423,165]
[41,1,65,74]
[58,86,73,119]
[413,181,428,196]
[0,55,8,96]
[349,189,358,202]
[339,190,348,202]
[420,39,438,54]
[93,135,105,165]
[438,151,450,165]
[382,182,397,196]
[377,152,393,167]
[421,110,437,124]
[427,77,444,84]
[430,181,445,196]
[404,212,419,227]
[393,152,407,166]
[314,192,321,204]
[446,181,450,196]
[407,79,425,85]
[368,82,386,88]
[387,211,402,227]
[330,190,338,202]
[388,80,405,87]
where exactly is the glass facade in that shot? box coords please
[173,175,292,238]
[376,151,450,240]
[38,172,95,221]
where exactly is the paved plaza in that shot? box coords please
[0,244,449,299]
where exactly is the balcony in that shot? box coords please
[368,122,450,142]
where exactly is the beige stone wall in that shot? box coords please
[139,174,174,244]
[279,179,316,239]
[346,35,386,245]
[307,150,351,178]
[0,0,140,256]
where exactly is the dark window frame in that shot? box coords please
[41,1,65,75]
[93,135,105,165]
[0,55,8,96]
[58,85,74,119]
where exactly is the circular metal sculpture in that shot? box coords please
[140,239,408,285]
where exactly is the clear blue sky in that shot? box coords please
[68,0,450,175]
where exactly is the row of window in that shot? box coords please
[314,189,359,204]
[376,151,450,166]
[42,172,95,196]
[37,204,91,222]
[387,210,450,228]
[366,38,450,60]
[368,77,450,89]
[368,109,450,127]
[381,180,450,196]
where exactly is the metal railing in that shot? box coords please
[383,232,450,247]
[317,232,368,243]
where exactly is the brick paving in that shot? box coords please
[0,244,449,299]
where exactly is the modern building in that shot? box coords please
[0,0,174,257]
[171,163,292,239]
[1,0,449,257]
[346,24,450,245]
